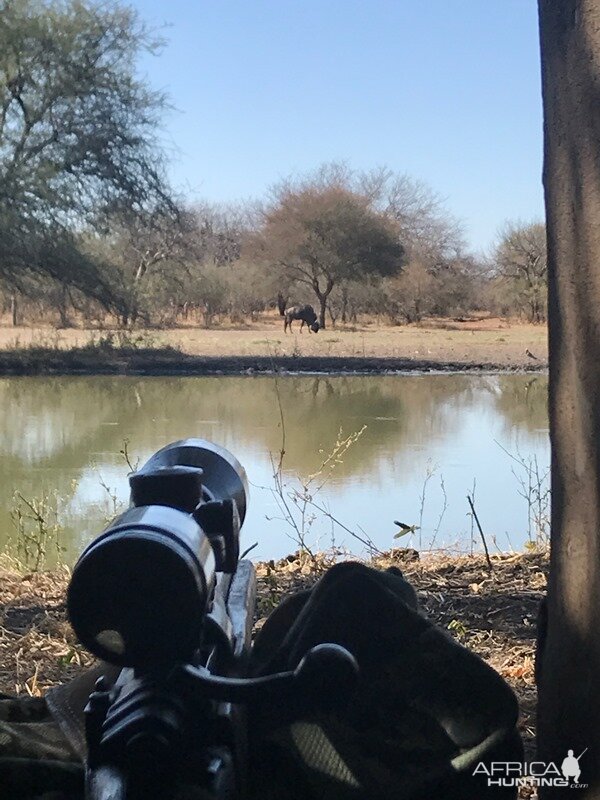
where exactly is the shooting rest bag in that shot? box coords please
[248,561,522,800]
[0,562,522,799]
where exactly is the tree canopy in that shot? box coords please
[0,0,174,302]
[251,176,405,327]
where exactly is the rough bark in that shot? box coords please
[538,2,600,796]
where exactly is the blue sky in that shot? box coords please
[131,0,544,253]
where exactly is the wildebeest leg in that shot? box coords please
[300,320,305,332]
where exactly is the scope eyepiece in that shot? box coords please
[67,505,216,668]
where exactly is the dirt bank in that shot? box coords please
[0,347,548,376]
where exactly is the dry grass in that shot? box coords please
[0,315,548,369]
[0,560,94,695]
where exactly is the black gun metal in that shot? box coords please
[66,439,358,800]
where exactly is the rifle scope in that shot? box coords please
[67,439,248,669]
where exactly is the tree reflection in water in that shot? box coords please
[0,374,549,563]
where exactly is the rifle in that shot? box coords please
[66,439,358,800]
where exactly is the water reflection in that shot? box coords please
[0,374,549,563]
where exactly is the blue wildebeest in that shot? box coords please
[283,304,320,333]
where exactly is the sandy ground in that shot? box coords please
[0,316,548,370]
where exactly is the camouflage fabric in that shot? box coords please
[0,692,82,799]
[0,563,522,799]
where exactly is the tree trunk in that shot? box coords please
[317,294,327,329]
[277,292,288,316]
[58,284,70,328]
[414,297,422,322]
[538,3,600,795]
[10,293,18,327]
[314,278,334,329]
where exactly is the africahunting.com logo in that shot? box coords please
[473,749,588,789]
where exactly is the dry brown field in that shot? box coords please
[0,314,548,369]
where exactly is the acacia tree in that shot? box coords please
[537,2,600,796]
[252,180,404,328]
[494,221,547,323]
[0,0,174,306]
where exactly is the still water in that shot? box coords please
[0,374,549,565]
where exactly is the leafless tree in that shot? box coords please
[494,221,547,323]
[360,166,465,267]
